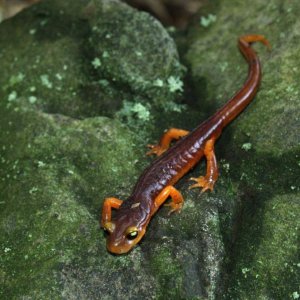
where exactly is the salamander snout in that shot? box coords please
[103,221,146,254]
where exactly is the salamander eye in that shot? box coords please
[125,226,139,240]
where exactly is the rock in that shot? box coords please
[0,0,184,298]
[226,193,300,299]
[0,0,299,299]
[186,0,300,298]
[186,1,300,156]
[88,0,184,106]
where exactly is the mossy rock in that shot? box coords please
[0,0,299,299]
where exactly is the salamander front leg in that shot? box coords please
[154,185,184,215]
[147,128,189,156]
[189,138,219,193]
[101,197,123,230]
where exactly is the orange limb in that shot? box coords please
[154,185,184,215]
[239,34,271,50]
[101,197,123,227]
[147,128,189,156]
[189,138,219,193]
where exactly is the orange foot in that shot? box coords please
[164,201,183,215]
[189,176,215,193]
[146,144,167,156]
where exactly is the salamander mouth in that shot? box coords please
[106,243,133,254]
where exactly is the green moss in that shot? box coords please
[0,99,140,297]
[149,245,183,299]
[0,0,186,297]
[88,0,185,107]
[186,0,300,155]
[91,57,102,69]
[185,0,300,297]
[226,194,300,299]
[0,0,299,298]
[200,14,217,28]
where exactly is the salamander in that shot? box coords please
[101,34,269,254]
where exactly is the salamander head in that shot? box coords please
[102,208,149,254]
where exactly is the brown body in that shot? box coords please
[101,35,270,254]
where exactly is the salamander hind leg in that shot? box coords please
[189,138,219,193]
[147,128,189,156]
[154,185,184,215]
[239,34,271,49]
